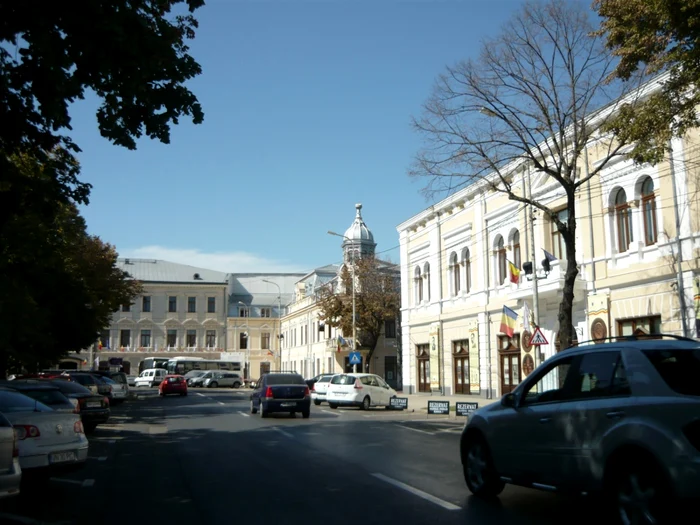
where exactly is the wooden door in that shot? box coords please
[453,356,470,394]
[500,352,521,394]
[417,357,430,392]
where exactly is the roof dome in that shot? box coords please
[343,203,375,243]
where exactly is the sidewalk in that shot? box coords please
[394,391,498,419]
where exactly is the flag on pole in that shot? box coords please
[523,301,532,332]
[98,339,103,350]
[94,355,100,370]
[508,261,521,284]
[267,350,274,357]
[500,306,518,337]
[543,249,557,262]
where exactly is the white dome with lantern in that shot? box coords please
[341,203,376,263]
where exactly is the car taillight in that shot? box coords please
[15,425,40,440]
[354,379,363,389]
[12,429,19,457]
[104,396,110,406]
[264,386,273,399]
[304,386,310,396]
[74,420,84,434]
[70,398,80,413]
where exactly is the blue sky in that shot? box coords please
[70,0,527,274]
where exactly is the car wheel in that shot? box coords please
[361,396,370,410]
[159,391,164,397]
[313,399,321,406]
[302,410,310,419]
[329,403,338,409]
[250,400,258,414]
[261,403,268,418]
[210,381,219,388]
[233,382,241,389]
[463,434,505,498]
[607,455,671,525]
[290,412,296,418]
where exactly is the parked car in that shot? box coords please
[187,371,208,388]
[310,374,334,406]
[134,368,167,388]
[0,387,88,473]
[61,372,110,397]
[159,375,188,397]
[0,381,76,414]
[184,370,206,387]
[460,335,700,525]
[326,373,398,410]
[203,371,244,389]
[0,411,21,498]
[46,379,110,433]
[250,372,311,418]
[126,375,137,387]
[92,371,129,403]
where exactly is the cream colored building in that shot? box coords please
[280,204,401,388]
[63,258,229,374]
[398,111,700,399]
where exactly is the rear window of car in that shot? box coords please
[642,348,700,396]
[330,375,356,385]
[109,373,127,384]
[317,375,334,383]
[18,389,71,407]
[167,377,184,383]
[49,380,92,395]
[70,374,96,385]
[265,374,305,385]
[100,377,117,385]
[0,390,52,412]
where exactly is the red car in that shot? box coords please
[158,375,187,397]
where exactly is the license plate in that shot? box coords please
[281,402,296,407]
[86,402,100,408]
[50,451,77,464]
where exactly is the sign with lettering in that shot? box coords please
[456,402,479,417]
[390,397,408,410]
[427,400,450,415]
[429,323,441,391]
[467,319,480,394]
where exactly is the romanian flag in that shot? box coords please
[500,306,517,337]
[98,339,103,350]
[267,350,274,357]
[508,261,520,284]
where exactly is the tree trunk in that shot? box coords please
[558,212,579,350]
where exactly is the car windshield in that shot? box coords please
[265,374,305,385]
[0,390,53,413]
[642,348,700,396]
[330,375,356,385]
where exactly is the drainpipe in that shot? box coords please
[669,140,689,337]
[435,209,445,395]
[585,147,596,293]
[483,195,493,399]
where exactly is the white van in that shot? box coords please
[134,368,167,388]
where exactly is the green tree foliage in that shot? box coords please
[318,257,400,366]
[596,0,700,163]
[0,154,142,375]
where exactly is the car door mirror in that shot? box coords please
[502,393,517,408]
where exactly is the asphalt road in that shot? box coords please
[0,388,607,525]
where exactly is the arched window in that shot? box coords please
[462,248,471,293]
[414,266,423,305]
[641,177,657,246]
[614,188,633,253]
[450,252,460,295]
[423,262,431,302]
[497,237,507,285]
[512,230,521,269]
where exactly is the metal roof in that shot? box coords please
[117,258,228,284]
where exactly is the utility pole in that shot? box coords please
[527,166,541,362]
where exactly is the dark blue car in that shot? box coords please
[250,372,311,418]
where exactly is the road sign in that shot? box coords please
[349,351,362,365]
[530,327,549,345]
[390,397,408,410]
[456,402,479,417]
[427,400,450,415]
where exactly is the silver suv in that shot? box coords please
[203,371,243,389]
[460,335,700,524]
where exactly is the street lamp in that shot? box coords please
[327,230,357,373]
[262,279,282,370]
[237,301,249,378]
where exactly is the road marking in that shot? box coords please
[396,424,434,435]
[371,473,460,511]
[239,412,250,417]
[149,425,168,435]
[217,401,225,405]
[88,456,108,461]
[304,432,321,436]
[320,410,341,416]
[82,479,96,487]
[273,428,294,438]
[196,393,206,397]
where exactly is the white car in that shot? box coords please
[0,388,88,472]
[99,376,128,402]
[310,374,334,405]
[0,411,21,498]
[134,368,167,388]
[326,373,397,410]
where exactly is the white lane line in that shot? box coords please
[371,473,461,511]
[320,410,341,416]
[239,412,250,417]
[395,424,434,435]
[273,427,294,438]
[217,401,225,406]
[196,393,206,397]
[88,456,108,461]
[50,477,82,485]
[82,479,96,487]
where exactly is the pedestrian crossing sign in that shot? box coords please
[530,327,548,346]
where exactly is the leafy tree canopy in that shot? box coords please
[596,0,700,163]
[318,257,400,364]
[0,153,142,375]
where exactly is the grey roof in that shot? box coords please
[343,203,375,244]
[228,273,304,307]
[118,258,228,284]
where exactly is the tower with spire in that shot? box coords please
[341,203,376,263]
